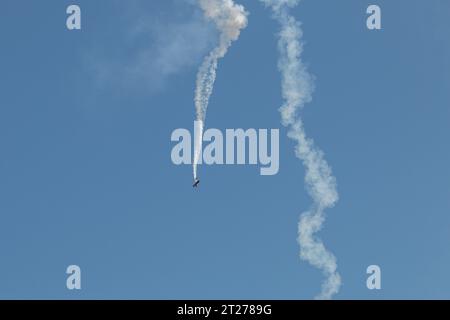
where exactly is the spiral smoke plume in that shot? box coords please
[193,0,248,179]
[261,0,341,299]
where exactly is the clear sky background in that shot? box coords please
[0,0,449,299]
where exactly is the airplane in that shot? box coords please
[193,178,200,188]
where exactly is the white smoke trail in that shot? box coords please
[193,0,248,179]
[193,120,204,179]
[261,0,341,299]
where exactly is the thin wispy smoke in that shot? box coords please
[86,2,217,95]
[193,0,248,179]
[261,0,341,299]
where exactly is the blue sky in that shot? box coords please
[0,0,449,299]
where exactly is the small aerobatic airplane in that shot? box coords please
[193,178,200,188]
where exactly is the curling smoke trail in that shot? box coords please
[193,0,248,179]
[261,0,341,299]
